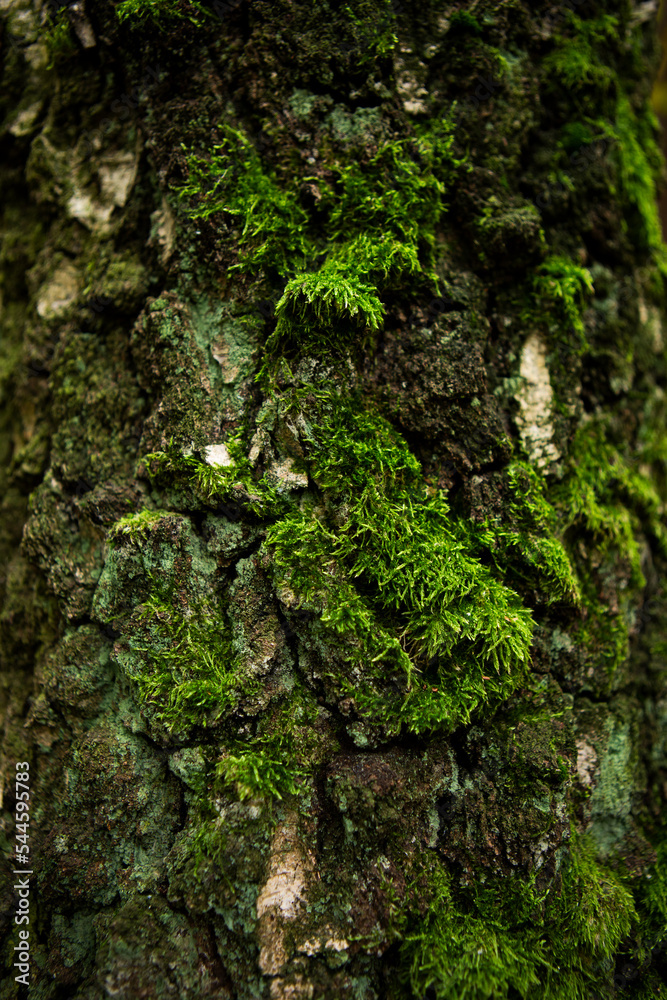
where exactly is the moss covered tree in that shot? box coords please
[3,0,667,996]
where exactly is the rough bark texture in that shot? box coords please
[2,0,667,997]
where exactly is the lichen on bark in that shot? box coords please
[3,0,667,998]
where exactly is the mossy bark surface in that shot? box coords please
[3,1,667,997]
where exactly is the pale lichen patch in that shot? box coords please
[576,739,597,788]
[204,443,232,467]
[393,51,428,115]
[98,148,138,208]
[515,332,560,468]
[256,813,314,976]
[269,976,315,999]
[36,259,81,319]
[638,296,664,353]
[267,458,308,491]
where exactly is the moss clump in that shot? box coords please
[175,120,465,364]
[464,461,581,607]
[114,0,209,26]
[44,9,77,68]
[398,834,636,1000]
[400,867,548,1000]
[611,93,667,268]
[115,579,247,736]
[543,14,619,92]
[107,509,165,541]
[144,438,293,518]
[265,391,534,735]
[215,750,300,802]
[552,418,667,684]
[448,11,483,37]
[528,255,595,351]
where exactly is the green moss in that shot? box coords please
[107,509,164,541]
[611,93,667,269]
[543,14,619,92]
[464,462,581,606]
[475,201,546,268]
[448,11,483,36]
[115,0,207,26]
[400,867,548,1000]
[398,833,636,1000]
[44,9,77,68]
[267,391,533,734]
[144,439,292,518]
[215,750,300,801]
[115,577,249,736]
[175,119,466,364]
[552,418,667,683]
[528,255,594,351]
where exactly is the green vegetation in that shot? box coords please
[175,120,466,364]
[115,0,207,26]
[145,390,542,736]
[268,392,535,734]
[44,8,76,67]
[544,13,666,272]
[552,418,667,680]
[400,867,549,999]
[107,509,165,541]
[612,93,667,268]
[448,11,483,36]
[543,14,619,92]
[144,438,292,518]
[114,579,249,736]
[466,461,581,606]
[215,750,300,801]
[400,833,637,999]
[528,255,594,350]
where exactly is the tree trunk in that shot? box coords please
[2,0,667,997]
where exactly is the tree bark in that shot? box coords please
[2,1,667,997]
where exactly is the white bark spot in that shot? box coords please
[515,332,560,468]
[98,150,138,208]
[269,978,314,999]
[204,443,232,467]
[267,459,308,490]
[256,813,314,976]
[36,260,80,319]
[576,738,597,788]
[9,100,43,137]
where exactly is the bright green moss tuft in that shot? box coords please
[543,14,619,92]
[121,582,250,735]
[107,509,166,541]
[528,255,594,350]
[612,93,667,269]
[466,462,581,606]
[399,833,636,1000]
[215,750,300,801]
[175,120,465,363]
[268,392,534,734]
[115,0,207,26]
[400,868,549,1000]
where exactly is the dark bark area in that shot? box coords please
[2,1,667,998]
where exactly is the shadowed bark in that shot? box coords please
[2,1,667,998]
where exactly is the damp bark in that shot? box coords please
[2,1,667,998]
